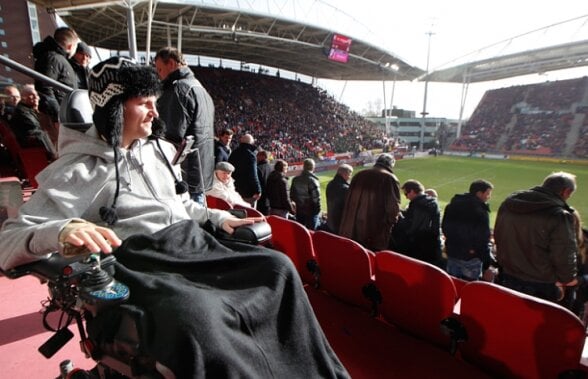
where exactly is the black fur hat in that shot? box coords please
[89,56,161,147]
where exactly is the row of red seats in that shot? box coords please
[264,214,587,379]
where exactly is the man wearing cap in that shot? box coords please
[206,161,251,208]
[69,41,92,89]
[0,56,348,379]
[154,47,215,205]
[339,153,401,251]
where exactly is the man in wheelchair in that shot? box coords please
[0,57,348,379]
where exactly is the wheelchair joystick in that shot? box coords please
[78,254,130,315]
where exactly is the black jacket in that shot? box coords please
[158,67,215,193]
[266,170,295,213]
[290,170,321,216]
[228,143,261,198]
[442,193,492,263]
[326,174,349,234]
[33,36,78,121]
[69,58,89,89]
[214,139,231,164]
[392,194,442,264]
[256,159,273,214]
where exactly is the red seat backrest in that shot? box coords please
[0,121,48,188]
[374,251,458,347]
[459,281,586,379]
[312,230,375,312]
[233,204,265,218]
[267,215,318,285]
[205,195,232,210]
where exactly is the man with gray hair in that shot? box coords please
[290,158,321,230]
[326,164,353,234]
[495,171,578,309]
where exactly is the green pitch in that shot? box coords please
[316,156,588,228]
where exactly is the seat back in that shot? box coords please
[312,230,376,312]
[234,203,265,218]
[58,89,93,132]
[0,120,48,188]
[374,251,458,347]
[205,195,233,210]
[267,215,318,285]
[459,281,585,379]
[0,176,22,226]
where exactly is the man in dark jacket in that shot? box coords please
[326,164,353,234]
[69,41,92,90]
[393,179,442,266]
[9,84,56,159]
[256,150,272,215]
[215,128,233,164]
[442,179,494,281]
[494,172,578,307]
[155,47,215,205]
[228,133,261,207]
[290,158,321,230]
[33,27,79,123]
[266,159,295,218]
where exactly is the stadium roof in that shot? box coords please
[421,15,588,83]
[30,0,425,81]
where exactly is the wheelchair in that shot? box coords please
[0,89,273,378]
[2,252,175,378]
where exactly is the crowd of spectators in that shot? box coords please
[451,77,588,157]
[192,66,385,162]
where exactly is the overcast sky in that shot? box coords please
[314,0,588,119]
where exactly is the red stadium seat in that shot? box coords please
[205,195,232,210]
[374,251,458,347]
[266,215,319,286]
[233,203,265,218]
[458,281,586,379]
[0,120,49,188]
[311,230,377,313]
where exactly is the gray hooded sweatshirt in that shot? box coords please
[0,125,229,270]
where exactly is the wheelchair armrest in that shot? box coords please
[2,253,117,282]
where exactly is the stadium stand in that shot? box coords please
[192,67,386,161]
[450,77,588,158]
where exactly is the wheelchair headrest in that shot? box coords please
[59,89,93,132]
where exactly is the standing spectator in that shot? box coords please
[33,27,79,132]
[228,133,261,207]
[205,161,250,208]
[69,41,92,89]
[9,84,56,159]
[326,164,353,234]
[392,179,442,266]
[256,150,272,215]
[442,179,494,281]
[215,128,233,164]
[154,47,215,205]
[494,172,578,308]
[290,158,321,230]
[339,154,401,251]
[2,85,21,121]
[266,159,295,218]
